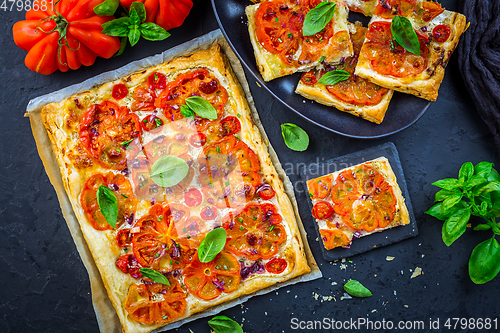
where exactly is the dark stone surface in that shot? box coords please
[1,0,499,332]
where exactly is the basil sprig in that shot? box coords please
[391,16,420,56]
[426,161,500,284]
[139,268,171,285]
[180,105,195,119]
[198,228,227,263]
[96,185,118,228]
[101,2,170,49]
[150,155,189,188]
[184,96,218,120]
[281,123,309,152]
[343,280,372,298]
[317,70,350,86]
[93,0,120,16]
[208,315,243,333]
[303,1,336,36]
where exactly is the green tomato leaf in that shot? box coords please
[94,0,120,16]
[150,155,189,187]
[130,1,146,23]
[208,316,243,333]
[469,237,500,284]
[198,228,227,263]
[442,208,470,246]
[434,189,458,203]
[303,2,336,36]
[475,162,494,179]
[442,192,463,211]
[128,25,141,47]
[474,224,492,231]
[140,22,171,41]
[281,123,309,152]
[180,105,195,119]
[96,185,118,228]
[343,280,372,297]
[459,162,474,182]
[138,268,171,285]
[101,17,131,37]
[185,96,218,120]
[391,15,420,55]
[129,8,141,26]
[432,178,459,190]
[317,70,350,86]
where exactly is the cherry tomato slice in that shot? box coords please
[257,183,275,200]
[200,206,217,220]
[112,83,128,100]
[422,1,444,22]
[312,201,334,220]
[307,175,333,200]
[148,72,166,89]
[189,132,207,148]
[183,188,202,207]
[265,258,288,274]
[433,25,451,43]
[117,229,133,247]
[220,116,241,136]
[141,114,164,132]
[116,253,142,279]
[300,71,318,85]
[319,229,351,250]
[131,82,157,112]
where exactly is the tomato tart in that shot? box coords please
[41,45,311,332]
[355,0,467,101]
[306,157,410,250]
[295,23,394,124]
[246,0,353,81]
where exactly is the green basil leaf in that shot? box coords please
[391,15,420,56]
[303,2,336,36]
[317,70,350,86]
[466,175,487,190]
[487,167,500,182]
[198,228,227,263]
[180,105,195,119]
[459,162,474,182]
[281,123,309,152]
[114,36,128,57]
[469,237,500,284]
[432,178,459,190]
[474,224,492,231]
[150,155,189,187]
[101,17,131,37]
[185,96,217,120]
[96,185,118,228]
[343,280,372,297]
[434,189,458,203]
[208,316,243,333]
[475,162,494,179]
[128,25,141,47]
[442,192,463,211]
[442,208,470,246]
[94,0,120,16]
[129,8,141,26]
[426,202,448,220]
[474,181,500,195]
[138,268,171,285]
[490,191,500,217]
[140,22,171,41]
[130,1,146,23]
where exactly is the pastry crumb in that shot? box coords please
[411,267,423,279]
[386,256,395,261]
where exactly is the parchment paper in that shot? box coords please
[26,29,321,333]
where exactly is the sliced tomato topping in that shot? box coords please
[422,1,444,22]
[124,279,187,325]
[265,257,288,274]
[148,72,167,90]
[319,229,351,250]
[220,116,241,136]
[131,81,157,112]
[80,172,138,230]
[373,0,418,18]
[112,83,128,100]
[200,206,218,220]
[307,174,333,200]
[257,183,275,200]
[330,164,397,232]
[362,21,429,78]
[117,229,133,247]
[182,251,240,300]
[312,201,334,220]
[189,132,207,148]
[223,202,286,260]
[116,253,143,279]
[433,24,451,43]
[184,188,202,207]
[79,101,141,169]
[141,114,164,132]
[300,71,318,86]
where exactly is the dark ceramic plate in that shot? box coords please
[299,142,418,260]
[211,0,432,139]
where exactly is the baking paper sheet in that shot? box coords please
[26,29,321,333]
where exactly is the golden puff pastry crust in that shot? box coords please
[42,44,311,333]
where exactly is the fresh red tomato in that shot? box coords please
[148,72,167,89]
[116,253,143,278]
[117,229,133,247]
[433,25,451,43]
[120,0,193,31]
[200,206,217,220]
[220,116,241,136]
[141,114,164,132]
[265,257,288,274]
[12,0,121,75]
[189,133,207,148]
[300,71,318,86]
[184,188,202,207]
[257,183,276,200]
[312,201,334,220]
[112,84,128,100]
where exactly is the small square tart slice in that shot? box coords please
[295,23,394,124]
[306,157,410,250]
[246,0,353,81]
[354,0,467,101]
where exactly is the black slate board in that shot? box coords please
[299,142,418,261]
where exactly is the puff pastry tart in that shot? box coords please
[306,157,410,250]
[246,0,353,81]
[295,23,394,124]
[42,44,310,333]
[355,0,467,101]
